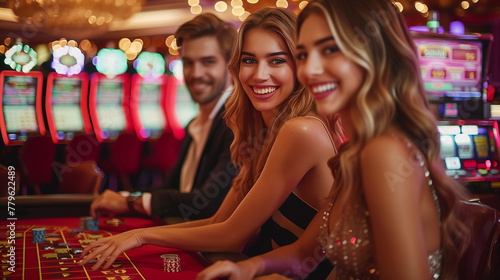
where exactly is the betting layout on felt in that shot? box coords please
[0,223,145,279]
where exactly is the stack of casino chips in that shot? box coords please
[32,228,46,243]
[80,217,99,231]
[161,254,181,272]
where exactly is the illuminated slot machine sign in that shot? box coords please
[46,72,92,143]
[130,52,171,141]
[438,120,500,181]
[412,32,493,119]
[89,72,133,142]
[0,71,45,145]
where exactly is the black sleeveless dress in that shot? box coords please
[245,192,334,279]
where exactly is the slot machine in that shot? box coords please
[89,72,133,142]
[412,31,499,190]
[0,71,45,145]
[130,52,173,141]
[89,71,143,191]
[129,53,185,186]
[45,44,92,144]
[88,48,133,142]
[0,43,52,194]
[438,121,500,181]
[0,43,45,146]
[46,73,91,143]
[412,32,492,120]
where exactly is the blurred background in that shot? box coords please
[0,0,499,211]
[0,0,498,58]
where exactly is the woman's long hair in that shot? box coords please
[225,7,343,199]
[298,0,470,278]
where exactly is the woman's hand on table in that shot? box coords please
[78,229,145,270]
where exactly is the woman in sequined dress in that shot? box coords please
[197,0,471,279]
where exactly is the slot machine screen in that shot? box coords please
[138,82,165,135]
[412,33,490,120]
[414,38,483,98]
[438,122,500,178]
[46,72,91,143]
[89,73,132,142]
[0,72,44,145]
[130,74,169,141]
[2,76,38,132]
[51,78,84,132]
[96,79,126,133]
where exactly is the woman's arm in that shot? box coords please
[79,187,247,270]
[360,135,431,280]
[79,118,334,270]
[196,201,330,280]
[164,186,245,228]
[163,217,212,228]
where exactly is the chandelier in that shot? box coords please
[7,0,143,39]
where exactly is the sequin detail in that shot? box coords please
[318,136,443,279]
[319,197,378,280]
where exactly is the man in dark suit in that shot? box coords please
[90,13,237,221]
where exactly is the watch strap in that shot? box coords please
[127,194,141,212]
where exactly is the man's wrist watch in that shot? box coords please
[127,191,142,212]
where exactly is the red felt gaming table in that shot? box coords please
[1,216,211,280]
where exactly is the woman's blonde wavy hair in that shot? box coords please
[225,7,343,200]
[298,0,470,279]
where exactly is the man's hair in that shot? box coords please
[174,13,236,62]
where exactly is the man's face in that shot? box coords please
[181,36,228,105]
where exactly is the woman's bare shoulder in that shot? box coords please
[280,116,329,134]
[277,116,333,146]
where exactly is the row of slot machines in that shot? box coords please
[0,31,498,191]
[0,70,196,147]
[411,31,499,190]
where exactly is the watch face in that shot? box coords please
[130,191,142,197]
[127,192,142,202]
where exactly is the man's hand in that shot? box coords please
[90,190,129,219]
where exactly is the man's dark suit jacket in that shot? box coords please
[149,105,236,221]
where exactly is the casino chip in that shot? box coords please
[160,254,181,272]
[80,217,100,231]
[32,228,46,243]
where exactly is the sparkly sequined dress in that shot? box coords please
[318,137,443,280]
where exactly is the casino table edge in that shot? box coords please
[0,194,97,218]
